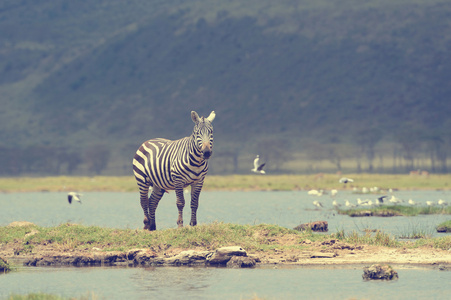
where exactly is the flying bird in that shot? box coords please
[376,196,387,205]
[251,155,266,174]
[68,192,82,204]
[339,177,354,184]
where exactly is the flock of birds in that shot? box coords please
[66,158,449,210]
[309,177,449,209]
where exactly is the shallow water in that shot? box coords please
[1,190,450,237]
[1,265,450,300]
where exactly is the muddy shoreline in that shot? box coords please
[2,238,451,269]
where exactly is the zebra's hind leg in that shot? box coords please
[138,186,151,230]
[148,187,165,231]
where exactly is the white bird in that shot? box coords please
[426,200,435,206]
[408,199,417,206]
[308,189,324,196]
[357,198,365,205]
[438,199,448,206]
[345,200,356,208]
[251,155,266,174]
[68,192,82,204]
[389,195,402,204]
[332,200,341,208]
[330,189,338,197]
[339,177,354,184]
[313,200,323,208]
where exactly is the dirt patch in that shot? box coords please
[2,236,451,267]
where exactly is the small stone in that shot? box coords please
[8,221,36,227]
[309,252,336,258]
[226,256,256,268]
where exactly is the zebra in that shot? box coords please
[132,111,215,231]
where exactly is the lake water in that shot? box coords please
[1,190,450,299]
[1,190,450,237]
[1,265,450,299]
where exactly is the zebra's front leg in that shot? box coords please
[148,187,165,231]
[190,181,204,227]
[175,188,185,228]
[139,187,151,230]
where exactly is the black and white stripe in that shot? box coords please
[133,111,215,231]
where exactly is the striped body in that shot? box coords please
[132,111,215,230]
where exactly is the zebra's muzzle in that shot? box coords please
[202,149,212,159]
[201,142,212,159]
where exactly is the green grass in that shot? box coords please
[338,205,451,217]
[1,173,451,192]
[395,223,434,239]
[0,222,307,253]
[6,292,98,300]
[2,222,451,255]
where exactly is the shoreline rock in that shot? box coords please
[294,221,328,232]
[22,246,256,268]
[363,264,398,280]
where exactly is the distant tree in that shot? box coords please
[85,144,111,175]
[355,128,382,172]
[256,137,293,171]
[395,127,423,172]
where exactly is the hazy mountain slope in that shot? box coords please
[1,0,451,174]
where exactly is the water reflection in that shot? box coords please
[1,265,450,299]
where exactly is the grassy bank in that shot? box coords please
[1,173,451,192]
[1,223,451,254]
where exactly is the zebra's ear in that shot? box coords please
[191,111,200,123]
[206,111,216,122]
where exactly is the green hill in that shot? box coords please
[1,0,450,175]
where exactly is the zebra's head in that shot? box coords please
[191,111,215,160]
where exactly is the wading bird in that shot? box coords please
[408,199,417,206]
[313,200,323,208]
[345,200,356,208]
[438,199,448,206]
